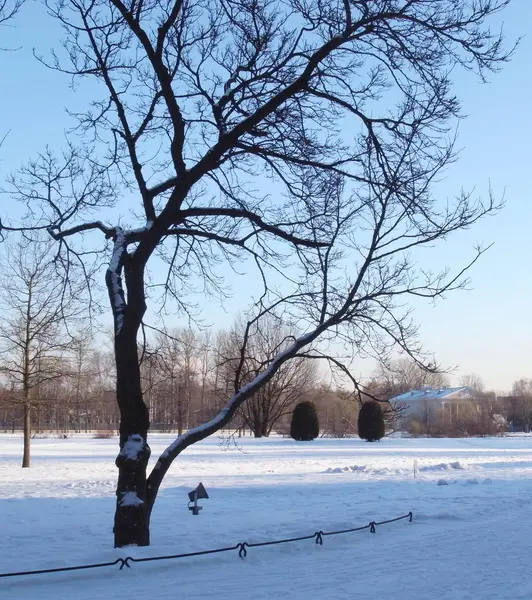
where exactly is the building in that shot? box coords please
[390,386,473,428]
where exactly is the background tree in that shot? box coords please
[0,237,79,466]
[148,328,198,434]
[2,0,513,546]
[504,378,532,432]
[312,385,360,438]
[460,374,485,394]
[197,331,214,425]
[217,317,317,438]
[358,401,385,442]
[372,358,450,428]
[290,401,319,441]
[511,378,532,398]
[70,329,95,433]
[377,358,450,398]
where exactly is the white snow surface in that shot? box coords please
[2,433,532,599]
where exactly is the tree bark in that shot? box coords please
[22,404,30,468]
[108,250,152,547]
[113,327,151,547]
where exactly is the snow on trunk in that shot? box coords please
[106,228,127,334]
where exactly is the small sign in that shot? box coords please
[188,483,209,515]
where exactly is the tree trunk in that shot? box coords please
[106,242,153,547]
[22,404,31,468]
[113,326,151,548]
[177,383,183,436]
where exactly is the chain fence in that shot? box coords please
[0,511,413,579]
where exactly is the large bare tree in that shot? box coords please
[1,0,513,546]
[0,0,21,24]
[0,0,24,147]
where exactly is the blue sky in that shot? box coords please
[0,0,530,392]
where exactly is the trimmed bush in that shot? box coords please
[358,401,385,442]
[290,401,319,441]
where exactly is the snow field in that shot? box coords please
[2,433,532,599]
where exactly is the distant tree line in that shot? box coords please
[0,320,362,438]
[1,237,530,453]
[0,236,365,450]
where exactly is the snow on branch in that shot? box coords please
[47,221,114,240]
[105,228,127,335]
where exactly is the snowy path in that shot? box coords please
[1,434,532,599]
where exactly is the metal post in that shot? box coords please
[190,491,201,515]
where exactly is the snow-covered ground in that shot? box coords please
[2,433,532,599]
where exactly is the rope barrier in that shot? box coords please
[374,512,413,526]
[322,523,373,537]
[0,511,413,580]
[0,558,128,578]
[122,544,242,568]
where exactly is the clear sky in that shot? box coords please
[0,0,530,393]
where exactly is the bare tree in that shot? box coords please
[377,358,450,397]
[218,317,317,437]
[314,386,359,438]
[373,358,450,429]
[70,329,95,432]
[197,330,213,425]
[460,373,485,394]
[2,0,513,546]
[149,328,198,434]
[512,378,532,398]
[503,378,532,432]
[0,237,79,466]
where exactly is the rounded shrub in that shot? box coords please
[358,400,385,442]
[290,401,319,441]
